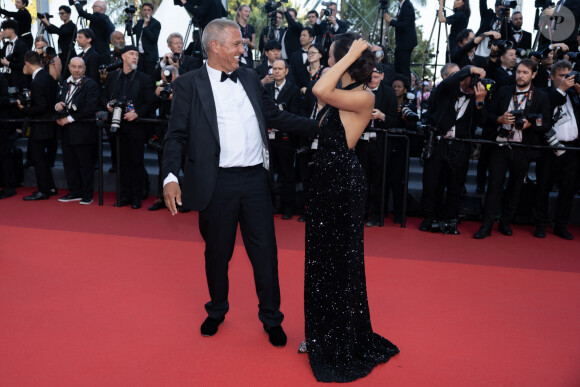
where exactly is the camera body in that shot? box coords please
[109,99,132,133]
[491,39,513,51]
[124,3,137,14]
[264,0,288,14]
[509,109,526,130]
[37,12,53,19]
[498,0,517,9]
[8,87,31,108]
[98,60,123,73]
[159,83,173,100]
[470,74,497,94]
[69,0,88,7]
[535,0,555,9]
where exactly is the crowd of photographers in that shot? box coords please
[0,0,579,240]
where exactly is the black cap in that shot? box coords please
[121,45,138,54]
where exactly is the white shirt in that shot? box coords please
[498,86,530,143]
[274,79,286,100]
[502,65,513,76]
[32,67,42,80]
[445,88,470,138]
[164,64,264,187]
[554,89,579,141]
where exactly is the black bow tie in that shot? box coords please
[459,91,470,98]
[68,81,78,86]
[6,41,13,46]
[220,70,238,83]
[302,50,308,54]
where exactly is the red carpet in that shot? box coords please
[1,192,580,385]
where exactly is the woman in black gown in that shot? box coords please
[303,33,399,382]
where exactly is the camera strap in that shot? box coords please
[512,85,534,115]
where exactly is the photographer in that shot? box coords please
[508,11,531,50]
[18,51,58,201]
[264,59,303,219]
[134,2,161,77]
[73,0,115,55]
[0,19,28,89]
[55,57,101,205]
[278,5,303,60]
[355,66,397,227]
[490,45,517,89]
[98,31,125,84]
[256,39,291,86]
[420,66,488,234]
[101,46,156,209]
[533,60,580,240]
[75,28,100,83]
[149,65,180,212]
[35,36,62,81]
[475,59,552,239]
[180,0,227,31]
[40,6,76,68]
[306,10,324,43]
[0,73,17,199]
[384,0,418,79]
[323,2,348,35]
[259,10,284,55]
[451,29,501,68]
[531,44,568,88]
[0,0,32,49]
[474,0,513,59]
[154,33,197,79]
[438,0,471,52]
[290,27,315,89]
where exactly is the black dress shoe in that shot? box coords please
[474,225,492,239]
[23,191,50,201]
[281,210,293,220]
[0,188,16,199]
[419,218,432,232]
[498,220,513,236]
[554,226,574,240]
[533,224,546,238]
[148,200,166,211]
[131,200,142,209]
[366,218,379,227]
[264,325,287,347]
[49,188,58,196]
[297,215,305,222]
[200,316,224,336]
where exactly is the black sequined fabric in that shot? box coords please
[305,104,399,383]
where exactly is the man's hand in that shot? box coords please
[56,117,69,126]
[124,111,138,121]
[327,15,337,26]
[559,75,575,92]
[144,14,150,26]
[106,102,114,113]
[552,43,569,52]
[155,85,163,97]
[371,108,385,121]
[167,55,180,68]
[55,101,66,112]
[543,6,554,18]
[0,58,9,66]
[521,118,532,130]
[384,12,392,23]
[261,74,274,85]
[474,83,487,103]
[470,66,486,78]
[498,110,515,125]
[163,181,182,215]
[484,31,501,40]
[16,100,23,110]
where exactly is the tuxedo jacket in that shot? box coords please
[258,26,287,54]
[46,21,76,62]
[389,0,417,49]
[77,47,100,84]
[484,85,552,144]
[255,60,296,86]
[476,0,510,39]
[57,76,101,145]
[281,11,303,60]
[264,80,303,117]
[0,8,32,48]
[450,40,476,69]
[133,17,161,64]
[491,65,516,89]
[533,66,550,90]
[549,86,580,124]
[429,67,488,138]
[21,69,58,141]
[74,3,115,55]
[370,83,397,130]
[289,50,308,88]
[0,38,28,89]
[508,29,532,50]
[162,65,317,211]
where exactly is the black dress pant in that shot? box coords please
[0,128,15,190]
[394,48,413,79]
[198,165,283,329]
[421,140,470,220]
[534,143,580,227]
[270,137,296,213]
[61,138,96,198]
[118,130,145,202]
[482,146,538,225]
[29,137,56,194]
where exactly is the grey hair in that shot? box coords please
[167,32,183,46]
[202,19,240,53]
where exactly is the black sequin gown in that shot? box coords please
[304,103,399,383]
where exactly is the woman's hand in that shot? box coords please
[347,38,369,60]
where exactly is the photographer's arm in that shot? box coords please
[74,2,96,21]
[142,18,161,43]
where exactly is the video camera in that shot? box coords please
[98,60,123,73]
[8,87,31,108]
[68,0,88,6]
[37,12,53,19]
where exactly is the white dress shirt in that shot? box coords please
[554,88,579,141]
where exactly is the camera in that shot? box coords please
[56,106,72,118]
[37,12,53,19]
[98,60,123,73]
[8,87,31,108]
[124,2,137,14]
[510,109,525,130]
[147,137,164,152]
[159,83,173,101]
[544,128,566,156]
[109,99,132,133]
[69,0,88,6]
[264,0,288,16]
[401,102,419,121]
[566,70,580,84]
[491,39,513,51]
[535,0,555,9]
[529,45,557,60]
[470,74,497,93]
[498,0,517,9]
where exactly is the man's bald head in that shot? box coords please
[93,1,106,12]
[69,57,86,80]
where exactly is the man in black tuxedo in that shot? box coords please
[75,28,100,83]
[0,73,17,199]
[420,65,489,234]
[0,0,32,49]
[98,31,125,84]
[259,11,285,55]
[477,0,511,38]
[40,6,76,68]
[18,51,58,201]
[475,59,552,239]
[533,60,580,240]
[0,19,28,89]
[384,0,418,78]
[102,46,156,209]
[55,57,101,205]
[134,2,161,77]
[306,10,324,44]
[289,27,314,89]
[255,40,296,86]
[162,19,317,346]
[264,59,302,219]
[355,66,398,227]
[74,1,115,55]
[181,0,227,31]
[325,2,348,35]
[153,33,197,80]
[278,5,302,61]
[490,47,517,89]
[508,12,531,50]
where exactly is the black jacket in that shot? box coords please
[281,11,303,60]
[0,8,32,48]
[259,26,286,54]
[491,65,516,89]
[21,69,58,141]
[289,49,309,88]
[485,84,552,145]
[255,60,296,86]
[508,28,532,50]
[0,38,28,89]
[389,0,417,49]
[162,65,317,211]
[476,0,510,39]
[133,17,161,64]
[264,80,303,116]
[46,21,76,63]
[74,3,115,55]
[77,47,100,84]
[57,76,101,145]
[429,67,488,138]
[183,0,227,31]
[450,40,476,69]
[370,84,397,130]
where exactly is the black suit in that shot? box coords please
[476,0,510,39]
[57,76,101,199]
[133,17,161,76]
[45,20,76,67]
[389,0,417,78]
[508,29,532,50]
[491,65,516,89]
[482,85,552,226]
[74,4,115,55]
[102,69,156,203]
[280,11,303,60]
[255,60,296,86]
[1,38,28,89]
[20,69,58,195]
[183,0,227,31]
[77,47,100,84]
[0,8,32,49]
[258,26,286,55]
[0,73,16,192]
[533,66,551,89]
[162,64,316,327]
[289,49,309,88]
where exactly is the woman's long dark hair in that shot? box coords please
[331,33,375,85]
[455,0,471,18]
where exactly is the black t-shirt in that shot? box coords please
[446,10,469,51]
[238,23,256,60]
